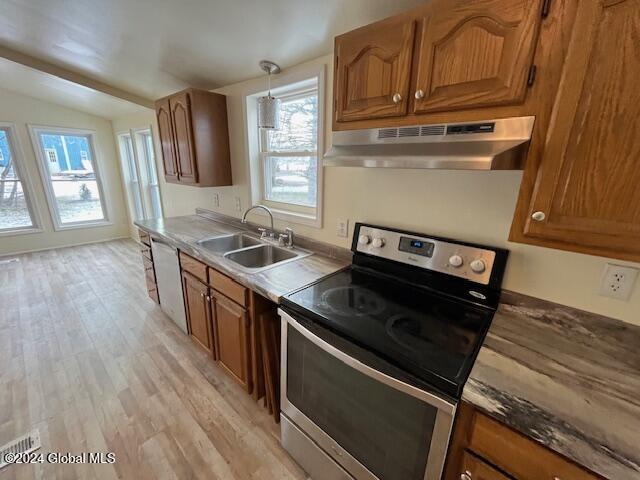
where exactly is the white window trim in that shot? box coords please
[28,124,112,231]
[243,63,325,228]
[0,122,43,237]
[117,131,146,222]
[134,127,163,219]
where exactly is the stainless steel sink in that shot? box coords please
[196,233,261,253]
[224,244,309,271]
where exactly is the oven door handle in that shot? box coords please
[279,308,456,415]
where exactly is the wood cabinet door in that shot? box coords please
[169,91,198,184]
[182,272,214,356]
[334,16,416,122]
[212,291,251,391]
[521,0,640,260]
[412,0,544,114]
[155,98,179,181]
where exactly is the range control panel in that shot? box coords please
[355,225,497,285]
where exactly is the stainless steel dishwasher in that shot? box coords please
[150,236,188,334]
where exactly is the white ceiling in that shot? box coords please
[0,0,425,101]
[0,56,147,118]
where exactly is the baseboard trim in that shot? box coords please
[0,235,131,258]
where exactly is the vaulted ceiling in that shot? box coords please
[0,0,425,103]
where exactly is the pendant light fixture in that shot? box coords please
[257,60,282,130]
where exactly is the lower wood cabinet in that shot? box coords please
[445,402,602,480]
[182,271,215,356]
[211,291,251,390]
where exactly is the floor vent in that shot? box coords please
[0,258,20,266]
[0,430,41,469]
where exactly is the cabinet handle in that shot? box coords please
[460,471,472,480]
[200,293,205,298]
[206,296,210,301]
[531,211,546,222]
[414,89,425,99]
[392,93,402,103]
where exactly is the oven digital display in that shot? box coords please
[399,237,435,257]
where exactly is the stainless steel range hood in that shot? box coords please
[323,116,535,170]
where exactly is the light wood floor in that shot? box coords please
[0,239,307,480]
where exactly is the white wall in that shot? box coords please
[112,55,640,326]
[0,87,130,255]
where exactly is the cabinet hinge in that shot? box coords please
[527,64,537,87]
[541,0,551,18]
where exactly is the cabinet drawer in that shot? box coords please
[179,252,207,283]
[139,229,151,246]
[468,410,601,480]
[209,268,248,307]
[458,450,510,480]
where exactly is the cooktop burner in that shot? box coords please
[319,285,387,317]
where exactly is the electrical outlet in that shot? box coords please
[234,196,242,212]
[212,193,220,208]
[337,218,349,238]
[599,263,639,300]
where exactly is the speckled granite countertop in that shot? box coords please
[135,214,349,303]
[464,291,640,480]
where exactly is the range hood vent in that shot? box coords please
[324,116,535,170]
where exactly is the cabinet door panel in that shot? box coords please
[413,0,543,113]
[523,0,640,259]
[170,92,198,184]
[156,98,178,181]
[335,16,415,122]
[212,292,251,391]
[182,272,214,355]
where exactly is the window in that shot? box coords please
[0,125,38,234]
[116,128,163,223]
[118,133,144,221]
[31,126,109,229]
[259,88,318,207]
[247,67,324,227]
[136,129,162,219]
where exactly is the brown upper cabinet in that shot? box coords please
[333,0,545,126]
[155,88,232,187]
[334,16,416,122]
[412,0,544,114]
[510,0,640,262]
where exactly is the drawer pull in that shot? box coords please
[460,471,472,480]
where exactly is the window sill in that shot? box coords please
[249,205,321,228]
[0,227,44,238]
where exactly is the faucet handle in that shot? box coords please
[278,233,288,246]
[258,228,268,238]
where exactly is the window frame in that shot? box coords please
[258,86,319,210]
[29,125,111,231]
[117,132,146,222]
[244,63,325,228]
[0,122,42,237]
[135,128,163,219]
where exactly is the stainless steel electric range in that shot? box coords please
[278,223,508,480]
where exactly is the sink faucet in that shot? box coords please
[242,205,275,239]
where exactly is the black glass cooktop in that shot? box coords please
[281,266,495,398]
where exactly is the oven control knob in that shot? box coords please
[470,259,486,273]
[358,234,371,245]
[372,237,385,248]
[448,255,463,267]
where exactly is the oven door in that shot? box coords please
[279,308,456,480]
